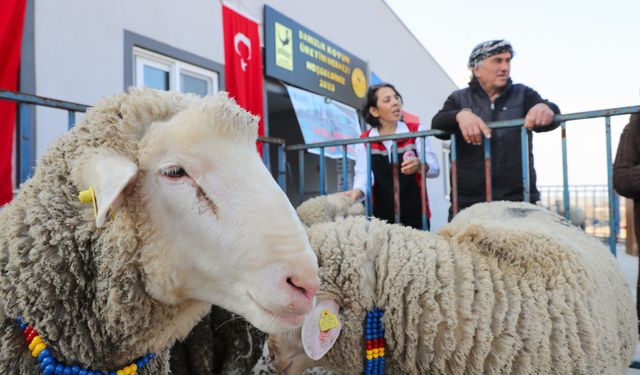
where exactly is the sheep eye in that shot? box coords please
[161,166,187,178]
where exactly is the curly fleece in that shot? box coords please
[299,199,636,375]
[0,89,249,374]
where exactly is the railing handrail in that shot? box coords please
[0,89,289,146]
[285,105,640,151]
[0,89,90,112]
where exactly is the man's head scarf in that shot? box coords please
[468,40,514,69]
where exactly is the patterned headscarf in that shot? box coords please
[468,40,514,68]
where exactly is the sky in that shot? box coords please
[384,0,640,186]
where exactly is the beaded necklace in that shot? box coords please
[16,317,156,375]
[363,307,385,375]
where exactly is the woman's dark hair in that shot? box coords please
[360,83,403,128]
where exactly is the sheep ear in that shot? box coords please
[77,149,138,228]
[301,299,342,360]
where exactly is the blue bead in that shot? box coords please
[109,372,117,375]
[40,357,57,369]
[37,348,52,362]
[71,366,80,375]
[55,364,65,375]
[44,365,56,375]
[63,368,72,375]
[79,370,88,375]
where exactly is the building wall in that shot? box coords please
[31,0,458,228]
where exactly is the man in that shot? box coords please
[432,40,560,218]
[613,113,640,336]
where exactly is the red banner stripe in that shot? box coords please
[0,0,27,205]
[222,5,265,157]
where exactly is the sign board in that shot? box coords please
[286,85,362,160]
[264,5,368,108]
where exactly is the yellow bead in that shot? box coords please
[379,348,385,355]
[28,336,42,351]
[32,342,46,357]
[124,367,132,375]
[366,354,373,360]
[130,364,137,371]
[366,349,372,356]
[117,370,124,375]
[373,352,379,359]
[373,348,378,354]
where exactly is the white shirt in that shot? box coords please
[352,121,440,199]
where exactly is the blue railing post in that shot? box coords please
[451,134,458,215]
[365,143,372,217]
[419,136,429,231]
[561,122,570,220]
[277,144,287,193]
[520,127,530,203]
[67,110,76,130]
[483,136,492,202]
[392,141,400,224]
[18,103,32,183]
[605,116,616,255]
[298,149,305,205]
[342,145,348,192]
[319,147,325,195]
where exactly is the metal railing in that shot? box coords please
[539,184,625,240]
[285,105,640,255]
[0,90,288,185]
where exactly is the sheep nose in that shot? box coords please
[286,275,319,302]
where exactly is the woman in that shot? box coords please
[345,83,440,229]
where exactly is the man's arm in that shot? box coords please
[432,95,462,138]
[432,95,491,145]
[613,114,640,199]
[523,86,561,132]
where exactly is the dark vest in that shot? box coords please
[362,124,423,229]
[450,82,539,209]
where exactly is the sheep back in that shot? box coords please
[437,201,637,374]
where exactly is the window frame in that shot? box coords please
[133,47,219,95]
[124,30,224,93]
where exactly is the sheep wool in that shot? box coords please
[0,89,197,374]
[292,198,636,374]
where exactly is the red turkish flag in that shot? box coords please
[0,0,26,206]
[222,5,264,156]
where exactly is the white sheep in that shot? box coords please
[268,196,637,375]
[0,88,319,374]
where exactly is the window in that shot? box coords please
[133,47,219,96]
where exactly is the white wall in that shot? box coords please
[33,0,457,228]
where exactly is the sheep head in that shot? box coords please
[296,193,365,227]
[71,89,319,335]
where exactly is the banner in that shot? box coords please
[264,6,368,109]
[286,85,361,160]
[0,0,26,205]
[222,4,264,156]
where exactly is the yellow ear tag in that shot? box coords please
[319,309,340,332]
[78,187,97,219]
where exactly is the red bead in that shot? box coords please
[23,326,33,339]
[366,341,373,349]
[379,338,385,346]
[26,330,38,344]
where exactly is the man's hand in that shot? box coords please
[456,109,491,145]
[524,103,555,130]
